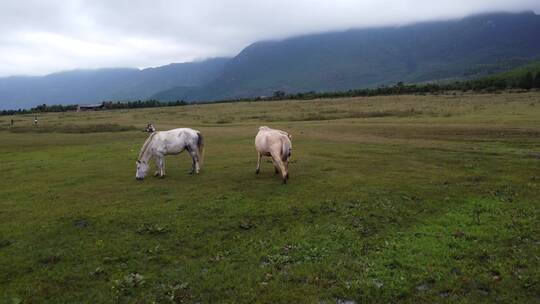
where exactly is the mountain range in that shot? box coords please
[0,58,229,110]
[1,11,540,109]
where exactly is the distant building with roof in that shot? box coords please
[77,103,105,112]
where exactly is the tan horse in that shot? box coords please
[255,126,293,183]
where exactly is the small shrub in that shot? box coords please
[0,240,12,248]
[113,273,145,296]
[38,254,61,265]
[155,281,191,303]
[90,267,106,277]
[215,118,233,124]
[261,242,329,269]
[136,223,169,235]
[472,203,487,225]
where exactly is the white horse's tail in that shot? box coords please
[196,131,205,166]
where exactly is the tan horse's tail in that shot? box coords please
[196,131,205,166]
[281,136,292,162]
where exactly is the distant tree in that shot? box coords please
[492,78,507,90]
[518,72,534,89]
[272,91,286,99]
[533,72,540,88]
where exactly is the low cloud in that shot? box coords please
[1,0,539,76]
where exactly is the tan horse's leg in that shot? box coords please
[270,151,287,183]
[271,158,280,174]
[255,152,262,174]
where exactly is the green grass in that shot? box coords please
[0,92,539,303]
[7,123,138,134]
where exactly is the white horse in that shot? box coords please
[136,128,204,180]
[255,126,293,183]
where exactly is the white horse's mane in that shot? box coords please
[138,132,157,160]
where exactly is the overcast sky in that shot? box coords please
[1,0,539,77]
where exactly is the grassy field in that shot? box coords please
[0,92,539,303]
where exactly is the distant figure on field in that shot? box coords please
[10,119,14,126]
[145,123,156,133]
[33,116,38,127]
[255,126,293,184]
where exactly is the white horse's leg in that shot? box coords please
[161,157,166,177]
[255,152,262,174]
[188,148,199,174]
[192,150,200,174]
[157,156,165,178]
[194,153,200,174]
[154,157,160,177]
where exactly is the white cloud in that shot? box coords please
[0,0,539,76]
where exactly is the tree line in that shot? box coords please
[1,100,187,115]
[209,70,540,103]
[2,69,540,116]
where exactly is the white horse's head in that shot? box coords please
[135,160,149,180]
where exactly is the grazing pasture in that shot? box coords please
[0,92,539,303]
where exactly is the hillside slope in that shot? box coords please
[154,11,540,101]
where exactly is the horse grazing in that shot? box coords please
[255,126,293,183]
[136,128,204,180]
